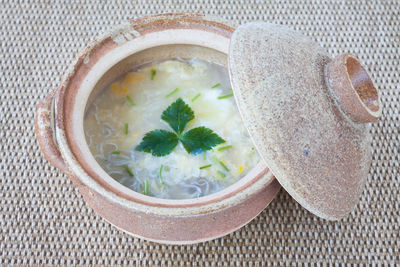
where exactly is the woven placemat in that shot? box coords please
[1,0,399,265]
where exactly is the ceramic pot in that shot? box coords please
[35,13,281,244]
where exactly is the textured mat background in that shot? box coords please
[0,0,399,265]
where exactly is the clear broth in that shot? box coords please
[84,59,260,199]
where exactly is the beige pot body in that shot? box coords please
[35,13,281,244]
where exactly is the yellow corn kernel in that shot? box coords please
[110,82,126,97]
[238,166,244,174]
[124,72,144,84]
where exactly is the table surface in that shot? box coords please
[1,0,399,265]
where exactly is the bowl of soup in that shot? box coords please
[35,13,281,244]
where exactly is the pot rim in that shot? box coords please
[54,13,275,216]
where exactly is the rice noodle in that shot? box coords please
[99,142,118,156]
[180,183,202,198]
[101,123,115,138]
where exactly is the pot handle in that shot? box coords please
[35,89,70,175]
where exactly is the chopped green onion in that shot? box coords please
[124,123,129,135]
[200,164,212,170]
[159,164,164,185]
[211,83,220,88]
[150,69,156,80]
[217,170,226,179]
[112,150,120,155]
[126,95,135,106]
[166,88,179,97]
[123,165,134,176]
[218,145,232,151]
[191,93,201,102]
[218,159,230,172]
[203,151,206,160]
[142,180,149,195]
[218,93,234,100]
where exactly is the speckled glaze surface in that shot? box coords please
[229,22,381,220]
[34,14,280,244]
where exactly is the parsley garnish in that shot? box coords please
[135,130,179,157]
[136,98,225,157]
[161,98,194,135]
[180,127,225,154]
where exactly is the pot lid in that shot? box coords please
[229,22,382,220]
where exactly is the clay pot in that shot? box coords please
[35,13,381,244]
[35,13,281,244]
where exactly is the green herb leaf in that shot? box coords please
[161,98,194,135]
[166,88,179,97]
[112,150,120,155]
[142,179,149,195]
[217,170,226,179]
[218,93,233,100]
[159,164,164,185]
[150,69,156,80]
[126,95,135,106]
[199,164,212,169]
[135,129,179,157]
[217,159,230,172]
[180,126,225,154]
[218,145,232,151]
[211,83,220,88]
[136,98,226,157]
[123,165,134,176]
[191,93,201,102]
[124,123,129,135]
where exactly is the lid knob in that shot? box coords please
[326,53,382,123]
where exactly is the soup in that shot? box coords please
[84,59,260,199]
